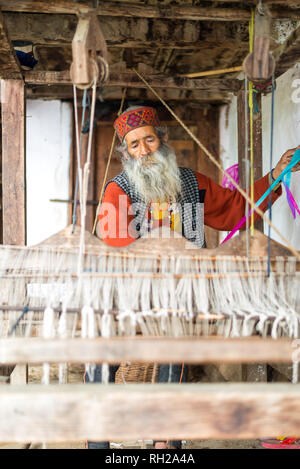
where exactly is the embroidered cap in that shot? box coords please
[114,106,160,141]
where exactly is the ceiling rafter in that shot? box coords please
[23,70,242,92]
[1,0,300,21]
[4,12,250,50]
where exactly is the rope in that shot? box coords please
[73,84,83,222]
[92,87,127,235]
[132,68,300,261]
[73,61,99,276]
[78,74,98,276]
[72,89,89,233]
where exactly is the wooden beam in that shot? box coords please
[26,85,231,104]
[4,12,251,51]
[0,337,297,365]
[0,11,22,79]
[0,1,252,21]
[1,79,26,245]
[1,382,300,442]
[23,70,241,92]
[1,1,300,20]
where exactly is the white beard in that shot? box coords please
[122,144,182,204]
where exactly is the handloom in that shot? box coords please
[0,225,299,344]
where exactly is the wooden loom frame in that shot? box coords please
[1,335,300,442]
[1,8,300,446]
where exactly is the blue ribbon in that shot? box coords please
[221,149,300,245]
[256,148,300,208]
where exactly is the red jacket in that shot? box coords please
[98,170,281,247]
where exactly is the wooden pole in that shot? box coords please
[1,382,300,442]
[1,79,27,384]
[0,337,298,365]
[1,79,26,245]
[237,88,263,232]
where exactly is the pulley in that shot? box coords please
[70,10,109,89]
[243,6,275,83]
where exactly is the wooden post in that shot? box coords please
[1,79,28,384]
[1,79,26,245]
[237,88,263,232]
[238,89,265,382]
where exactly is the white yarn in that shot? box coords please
[81,305,96,382]
[42,307,55,385]
[81,305,96,339]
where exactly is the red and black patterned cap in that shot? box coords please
[114,106,160,141]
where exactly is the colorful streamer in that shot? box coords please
[221,164,239,191]
[283,181,300,219]
[221,149,300,245]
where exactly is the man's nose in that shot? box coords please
[139,141,151,157]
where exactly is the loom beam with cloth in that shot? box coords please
[1,7,300,447]
[0,223,299,339]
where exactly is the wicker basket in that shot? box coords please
[115,361,158,384]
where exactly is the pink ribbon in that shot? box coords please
[283,181,300,219]
[222,164,239,191]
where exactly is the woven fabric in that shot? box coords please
[114,107,160,141]
[105,167,206,248]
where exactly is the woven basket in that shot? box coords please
[115,361,158,384]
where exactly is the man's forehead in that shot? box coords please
[125,125,157,144]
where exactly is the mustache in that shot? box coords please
[133,155,159,169]
[129,144,172,167]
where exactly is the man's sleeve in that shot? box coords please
[194,171,282,231]
[97,182,137,247]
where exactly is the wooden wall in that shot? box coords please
[71,104,221,248]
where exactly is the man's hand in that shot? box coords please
[272,145,300,180]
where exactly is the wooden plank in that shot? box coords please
[4,12,250,50]
[0,336,298,365]
[0,1,252,21]
[1,382,300,442]
[26,84,231,104]
[23,70,242,92]
[1,79,26,245]
[1,1,299,20]
[0,11,22,79]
